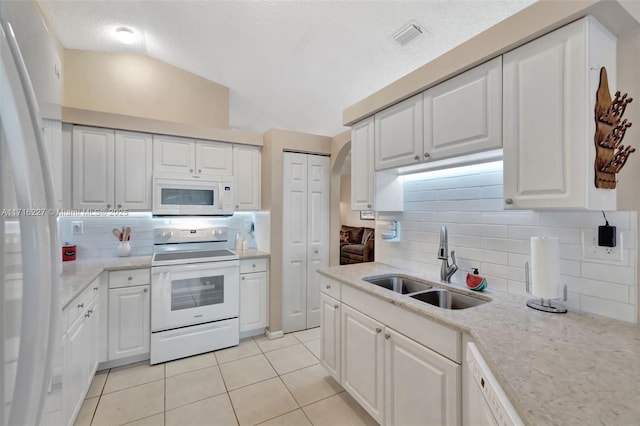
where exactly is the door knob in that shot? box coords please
[505,198,513,205]
[143,288,148,293]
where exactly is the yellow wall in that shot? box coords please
[262,129,332,333]
[63,49,229,129]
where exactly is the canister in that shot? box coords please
[62,243,76,261]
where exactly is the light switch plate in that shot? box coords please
[582,229,623,262]
[71,221,83,235]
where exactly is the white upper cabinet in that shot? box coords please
[375,94,423,170]
[153,136,233,177]
[351,117,375,210]
[195,140,233,176]
[503,17,616,210]
[115,131,153,210]
[233,144,261,210]
[423,57,502,160]
[73,126,152,210]
[153,135,196,174]
[72,126,115,210]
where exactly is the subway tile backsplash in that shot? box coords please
[59,211,270,259]
[376,163,638,323]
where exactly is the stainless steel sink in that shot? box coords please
[363,275,433,294]
[410,288,487,310]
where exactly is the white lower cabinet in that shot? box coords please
[320,275,461,426]
[108,285,150,360]
[239,258,269,337]
[107,269,151,361]
[341,304,385,424]
[385,328,460,426]
[62,278,100,425]
[320,293,341,382]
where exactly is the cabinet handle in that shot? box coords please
[242,276,245,280]
[87,309,93,315]
[236,205,240,208]
[77,303,84,309]
[252,264,256,268]
[314,249,318,254]
[198,169,202,173]
[128,276,133,281]
[333,304,339,309]
[117,204,122,208]
[143,288,148,293]
[326,284,331,289]
[385,333,390,340]
[413,155,420,161]
[367,204,372,208]
[93,286,98,291]
[375,327,382,333]
[85,312,91,318]
[424,152,431,159]
[190,168,194,173]
[505,198,513,205]
[107,204,111,208]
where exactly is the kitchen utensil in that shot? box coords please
[112,228,122,240]
[124,226,131,242]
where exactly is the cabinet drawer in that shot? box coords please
[320,275,341,300]
[65,277,100,330]
[109,268,150,289]
[240,258,268,274]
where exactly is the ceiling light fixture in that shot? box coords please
[392,21,424,46]
[115,27,135,44]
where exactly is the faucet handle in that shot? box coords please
[450,250,456,264]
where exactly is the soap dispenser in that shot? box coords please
[235,231,243,250]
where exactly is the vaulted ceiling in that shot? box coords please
[37,0,535,136]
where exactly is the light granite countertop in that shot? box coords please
[235,249,270,260]
[59,256,151,309]
[318,262,640,426]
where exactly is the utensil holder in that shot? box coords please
[116,241,131,257]
[524,262,567,313]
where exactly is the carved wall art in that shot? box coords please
[594,67,634,189]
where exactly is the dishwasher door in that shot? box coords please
[465,343,524,426]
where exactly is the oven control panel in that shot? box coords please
[154,227,228,244]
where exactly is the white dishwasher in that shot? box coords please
[465,343,524,426]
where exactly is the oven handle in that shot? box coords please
[151,259,239,274]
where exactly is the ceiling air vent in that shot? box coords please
[392,21,424,46]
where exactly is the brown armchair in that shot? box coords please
[340,226,375,265]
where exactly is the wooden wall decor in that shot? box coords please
[594,67,634,189]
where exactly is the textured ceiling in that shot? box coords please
[37,0,535,136]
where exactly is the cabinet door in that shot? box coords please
[85,297,100,389]
[152,135,195,174]
[374,94,423,170]
[196,140,233,176]
[385,328,460,426]
[108,285,150,360]
[42,119,63,209]
[351,117,375,210]
[423,57,502,161]
[320,293,341,382]
[63,315,87,425]
[282,152,308,333]
[115,131,153,210]
[503,19,589,210]
[306,155,330,329]
[239,271,268,332]
[341,304,384,423]
[72,126,114,210]
[233,144,261,210]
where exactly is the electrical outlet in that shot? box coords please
[582,229,623,262]
[71,221,83,235]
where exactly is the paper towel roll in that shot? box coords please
[530,237,560,299]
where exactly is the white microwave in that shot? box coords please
[152,172,234,216]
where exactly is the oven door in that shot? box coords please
[151,260,239,332]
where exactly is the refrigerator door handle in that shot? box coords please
[0,21,59,426]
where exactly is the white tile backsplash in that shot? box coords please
[59,211,270,259]
[376,164,638,323]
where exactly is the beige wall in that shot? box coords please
[64,49,229,129]
[262,129,332,333]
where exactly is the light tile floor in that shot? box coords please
[75,328,377,426]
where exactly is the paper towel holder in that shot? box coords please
[524,262,568,313]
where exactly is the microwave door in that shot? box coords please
[153,179,222,215]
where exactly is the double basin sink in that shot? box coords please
[363,275,488,310]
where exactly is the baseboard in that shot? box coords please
[240,328,267,340]
[97,353,150,371]
[265,329,284,340]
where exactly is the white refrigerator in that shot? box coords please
[1,3,62,425]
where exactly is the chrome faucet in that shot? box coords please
[438,226,458,283]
